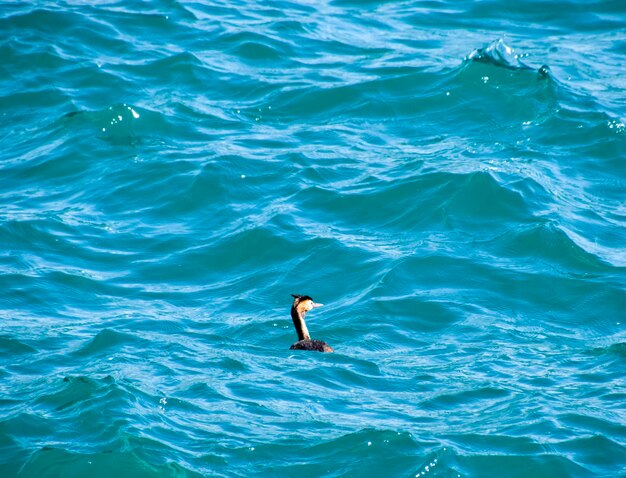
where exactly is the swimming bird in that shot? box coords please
[289,294,333,353]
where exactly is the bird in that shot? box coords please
[289,294,333,353]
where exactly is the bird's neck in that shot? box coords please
[291,307,311,341]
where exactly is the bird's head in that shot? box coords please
[291,294,323,315]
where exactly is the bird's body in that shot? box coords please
[290,339,334,353]
[289,294,333,353]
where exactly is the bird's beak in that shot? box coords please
[312,302,324,308]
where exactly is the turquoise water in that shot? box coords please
[1,1,626,476]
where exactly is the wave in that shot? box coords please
[589,342,626,359]
[62,103,175,145]
[486,221,617,272]
[296,170,534,234]
[18,446,202,478]
[0,335,36,354]
[466,39,550,77]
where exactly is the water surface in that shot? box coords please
[1,1,626,477]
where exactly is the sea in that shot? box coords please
[1,1,625,477]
